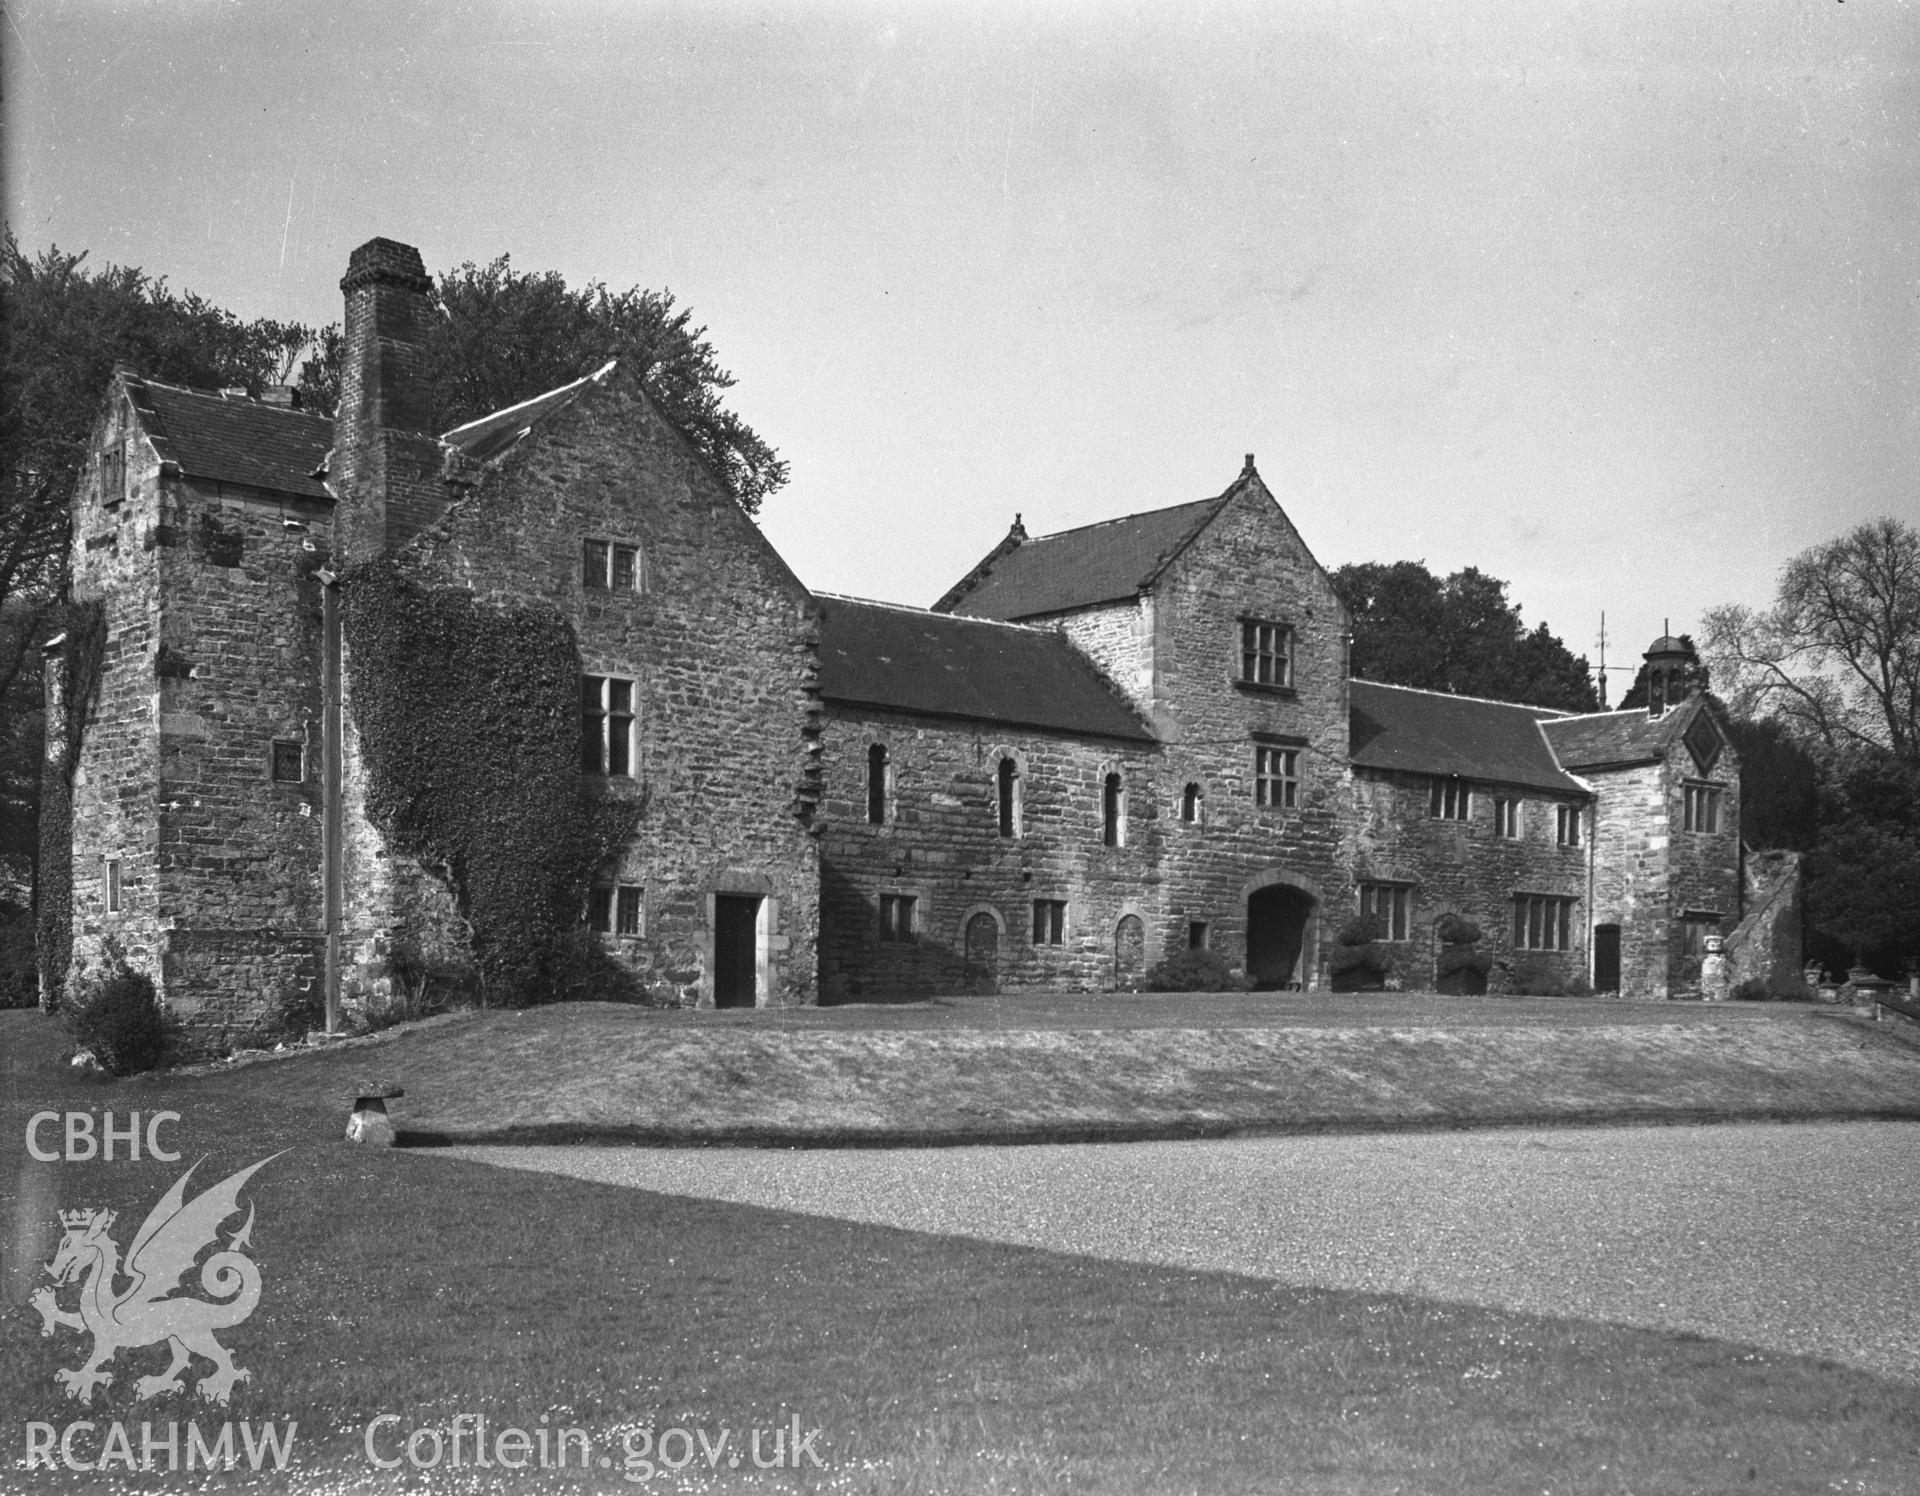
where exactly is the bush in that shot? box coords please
[63,950,168,1075]
[0,908,36,1009]
[1732,975,1816,1002]
[1329,913,1392,992]
[1145,947,1245,992]
[1433,912,1482,948]
[1508,955,1569,997]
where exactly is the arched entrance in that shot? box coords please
[1247,884,1315,990]
[1113,914,1146,989]
[963,912,1000,995]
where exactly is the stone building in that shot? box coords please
[47,236,1780,1047]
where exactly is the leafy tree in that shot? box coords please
[1724,716,1820,851]
[1701,518,1920,761]
[1801,751,1920,975]
[1332,560,1599,712]
[0,234,313,701]
[300,254,787,514]
[1616,633,1712,712]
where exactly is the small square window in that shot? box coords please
[1358,882,1411,941]
[589,882,643,936]
[1240,619,1294,688]
[1032,899,1067,945]
[1556,804,1583,847]
[1683,783,1722,834]
[1255,745,1298,808]
[584,539,642,592]
[880,893,917,944]
[271,741,305,784]
[1188,920,1210,950]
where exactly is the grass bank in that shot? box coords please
[6,1007,1920,1495]
[172,999,1920,1146]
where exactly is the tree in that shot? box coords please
[1724,716,1820,851]
[1332,560,1599,712]
[0,234,313,701]
[1701,518,1920,761]
[1803,751,1920,972]
[299,254,788,514]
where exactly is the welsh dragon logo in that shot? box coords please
[30,1153,283,1406]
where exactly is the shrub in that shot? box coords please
[1329,913,1392,992]
[0,908,36,1009]
[1433,912,1482,948]
[1145,947,1245,992]
[1508,955,1569,998]
[1433,914,1490,994]
[63,950,168,1075]
[1731,975,1819,1003]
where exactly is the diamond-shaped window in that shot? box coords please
[1684,713,1722,775]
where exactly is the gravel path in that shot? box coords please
[449,1120,1920,1384]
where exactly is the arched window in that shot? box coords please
[1102,772,1125,847]
[1181,782,1203,825]
[997,758,1021,838]
[866,743,889,825]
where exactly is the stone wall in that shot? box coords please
[402,367,823,1007]
[64,386,164,992]
[818,707,1159,997]
[1727,848,1802,992]
[1662,726,1743,995]
[1585,760,1670,998]
[1147,479,1351,986]
[1351,768,1589,991]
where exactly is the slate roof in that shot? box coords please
[939,495,1226,620]
[815,596,1155,742]
[1539,701,1694,770]
[441,360,618,463]
[128,377,333,500]
[1349,680,1587,794]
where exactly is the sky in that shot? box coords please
[8,0,1916,699]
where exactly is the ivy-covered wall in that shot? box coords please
[339,556,638,1005]
[390,364,823,1007]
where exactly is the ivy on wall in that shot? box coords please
[339,558,639,1005]
[36,598,106,1005]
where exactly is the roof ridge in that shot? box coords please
[1543,707,1647,724]
[1026,493,1220,545]
[815,593,1052,633]
[127,374,332,422]
[1351,678,1574,716]
[440,359,619,442]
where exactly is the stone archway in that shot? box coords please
[963,910,1001,995]
[1113,914,1146,990]
[1246,884,1316,991]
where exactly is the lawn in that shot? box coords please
[5,1003,1919,1494]
[150,995,1920,1146]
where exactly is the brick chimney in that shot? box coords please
[334,238,442,560]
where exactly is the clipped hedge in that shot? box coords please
[1145,947,1246,993]
[1329,913,1392,992]
[340,558,640,1006]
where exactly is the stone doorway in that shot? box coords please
[1594,924,1622,993]
[963,912,1000,995]
[1113,914,1146,989]
[714,894,761,1008]
[1247,885,1315,990]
